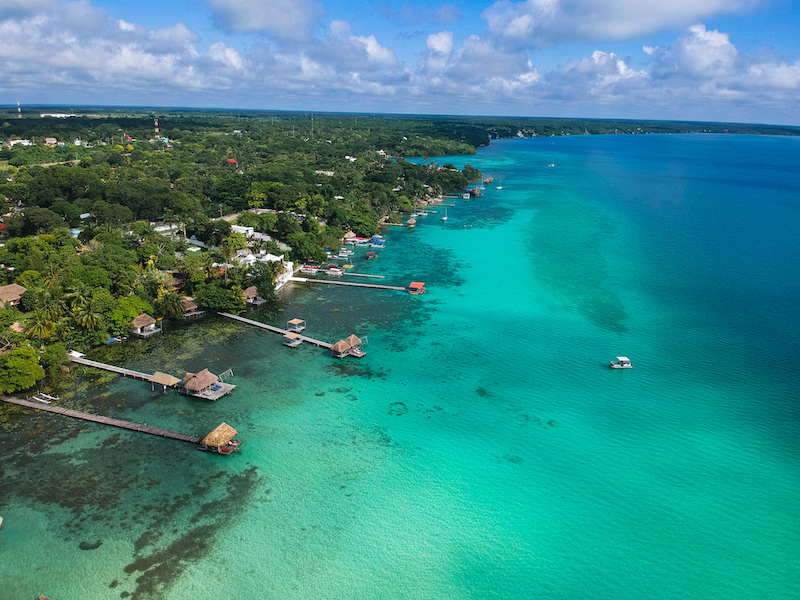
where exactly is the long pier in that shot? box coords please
[69,355,153,380]
[217,313,333,349]
[0,396,202,444]
[289,277,407,292]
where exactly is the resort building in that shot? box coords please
[408,282,427,295]
[178,368,236,400]
[130,313,161,338]
[149,371,181,394]
[0,283,26,308]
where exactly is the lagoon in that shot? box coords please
[2,134,799,600]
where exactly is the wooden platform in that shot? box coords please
[289,277,407,291]
[217,312,333,349]
[0,396,202,444]
[69,355,153,380]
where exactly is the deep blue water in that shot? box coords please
[1,134,799,600]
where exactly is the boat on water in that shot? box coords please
[31,396,51,404]
[609,356,632,369]
[496,180,503,190]
[0,516,3,529]
[366,251,378,260]
[462,193,470,199]
[39,393,60,401]
[548,163,555,168]
[441,208,448,221]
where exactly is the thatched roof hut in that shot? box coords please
[0,283,26,307]
[181,296,198,312]
[203,422,237,447]
[149,371,181,386]
[130,313,156,329]
[331,339,349,357]
[182,368,219,392]
[343,230,357,239]
[345,334,362,348]
[243,285,259,299]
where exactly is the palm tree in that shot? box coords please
[72,304,103,331]
[155,292,184,319]
[26,310,55,341]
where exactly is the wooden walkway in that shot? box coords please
[69,355,153,380]
[0,396,202,444]
[289,277,407,292]
[217,312,333,349]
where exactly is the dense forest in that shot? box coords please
[1,108,798,397]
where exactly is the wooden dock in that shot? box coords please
[69,355,153,380]
[0,396,202,444]
[217,312,333,349]
[289,277,407,292]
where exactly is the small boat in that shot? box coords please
[548,163,555,168]
[31,396,51,404]
[609,356,632,369]
[441,208,448,221]
[366,251,378,260]
[39,393,60,401]
[462,193,470,199]
[0,516,4,529]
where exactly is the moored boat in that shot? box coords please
[609,356,632,369]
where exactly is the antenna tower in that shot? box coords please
[154,117,160,137]
[17,100,21,118]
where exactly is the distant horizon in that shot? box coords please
[4,103,800,131]
[2,1,799,127]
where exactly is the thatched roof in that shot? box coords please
[182,368,218,391]
[130,313,156,328]
[343,230,357,239]
[331,339,349,353]
[243,286,259,299]
[203,422,237,447]
[149,371,181,386]
[181,296,198,312]
[345,334,362,347]
[10,322,24,333]
[288,318,305,325]
[283,332,301,340]
[0,283,26,306]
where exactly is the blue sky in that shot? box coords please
[1,0,799,125]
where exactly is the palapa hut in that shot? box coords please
[407,217,416,228]
[130,313,161,338]
[0,283,26,308]
[287,318,306,332]
[181,368,219,396]
[331,334,366,358]
[181,296,202,318]
[343,230,357,241]
[243,285,266,306]
[149,371,181,394]
[200,422,241,454]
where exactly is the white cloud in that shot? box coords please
[208,42,245,71]
[330,20,351,36]
[0,0,58,18]
[207,0,324,40]
[649,24,738,78]
[350,35,398,67]
[427,31,453,54]
[482,0,762,46]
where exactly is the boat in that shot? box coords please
[366,251,378,260]
[609,356,632,369]
[462,193,470,199]
[323,265,344,276]
[441,208,448,221]
[39,393,60,401]
[31,396,51,404]
[0,516,3,529]
[548,163,555,168]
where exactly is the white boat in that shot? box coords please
[31,396,51,404]
[441,208,448,221]
[39,393,60,401]
[609,356,632,369]
[0,516,4,529]
[462,193,470,199]
[548,163,555,168]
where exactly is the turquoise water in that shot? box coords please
[2,134,800,599]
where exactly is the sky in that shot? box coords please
[1,0,799,125]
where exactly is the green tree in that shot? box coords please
[155,292,185,319]
[25,309,55,341]
[0,345,45,394]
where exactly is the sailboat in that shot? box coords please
[496,179,503,190]
[441,208,448,221]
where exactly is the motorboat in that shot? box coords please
[609,356,632,369]
[441,208,448,221]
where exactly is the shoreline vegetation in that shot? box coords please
[1,108,798,418]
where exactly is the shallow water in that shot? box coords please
[2,134,799,599]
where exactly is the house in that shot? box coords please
[0,283,26,308]
[199,422,241,454]
[179,368,235,400]
[243,285,266,306]
[331,334,366,358]
[130,313,161,338]
[43,138,58,147]
[408,282,426,295]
